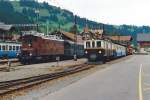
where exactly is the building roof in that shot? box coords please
[110,36,132,41]
[83,27,89,33]
[137,33,150,42]
[62,32,83,43]
[0,23,14,31]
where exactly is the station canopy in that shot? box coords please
[0,23,14,31]
[110,36,132,41]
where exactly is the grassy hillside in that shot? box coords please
[1,0,150,45]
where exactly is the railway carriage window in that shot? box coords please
[86,42,90,48]
[9,46,12,50]
[109,43,111,49]
[16,46,19,51]
[13,46,15,51]
[2,45,5,51]
[97,41,101,47]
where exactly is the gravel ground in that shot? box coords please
[0,59,87,82]
[0,56,132,100]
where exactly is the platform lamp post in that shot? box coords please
[102,24,106,39]
[46,20,49,35]
[35,9,39,32]
[74,15,77,61]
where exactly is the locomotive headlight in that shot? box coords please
[29,53,32,56]
[98,50,102,54]
[17,53,19,56]
[28,44,31,47]
[85,51,88,54]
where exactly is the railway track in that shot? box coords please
[0,64,94,95]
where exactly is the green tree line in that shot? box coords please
[0,0,150,45]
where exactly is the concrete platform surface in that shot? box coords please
[41,55,150,100]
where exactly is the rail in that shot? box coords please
[0,64,94,95]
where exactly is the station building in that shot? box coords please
[0,22,19,41]
[82,27,104,40]
[62,32,83,42]
[137,33,150,52]
[109,36,132,46]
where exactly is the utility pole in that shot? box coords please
[102,24,105,39]
[118,32,121,44]
[58,22,61,32]
[46,20,49,35]
[35,0,39,32]
[35,10,39,31]
[74,15,77,61]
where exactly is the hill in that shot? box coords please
[0,0,150,45]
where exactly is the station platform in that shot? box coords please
[41,55,144,100]
[0,59,87,82]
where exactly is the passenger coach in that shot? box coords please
[0,41,21,59]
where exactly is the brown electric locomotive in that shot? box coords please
[19,31,64,64]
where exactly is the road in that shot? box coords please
[41,55,150,100]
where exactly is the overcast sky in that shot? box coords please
[39,0,150,26]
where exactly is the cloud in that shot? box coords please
[39,0,150,26]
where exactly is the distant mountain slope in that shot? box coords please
[0,0,150,45]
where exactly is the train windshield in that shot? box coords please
[22,36,35,45]
[86,42,90,48]
[23,38,32,44]
[92,41,95,48]
[2,45,5,51]
[97,41,101,47]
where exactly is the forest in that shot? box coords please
[0,0,150,45]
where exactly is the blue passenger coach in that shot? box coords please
[0,41,21,59]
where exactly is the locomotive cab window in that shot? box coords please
[86,42,90,48]
[2,45,5,51]
[97,41,101,47]
[92,41,95,48]
[23,36,34,45]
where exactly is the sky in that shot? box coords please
[39,0,150,26]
